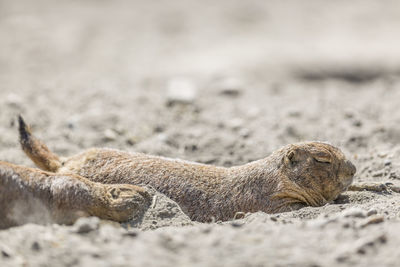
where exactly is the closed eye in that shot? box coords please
[314,158,331,164]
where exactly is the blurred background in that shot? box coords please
[3,0,400,79]
[1,0,400,168]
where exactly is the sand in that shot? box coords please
[1,0,400,266]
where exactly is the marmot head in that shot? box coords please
[92,184,152,222]
[277,142,356,207]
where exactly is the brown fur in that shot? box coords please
[18,115,61,172]
[16,116,356,222]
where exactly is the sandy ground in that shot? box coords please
[1,0,400,266]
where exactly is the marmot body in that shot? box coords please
[18,116,356,222]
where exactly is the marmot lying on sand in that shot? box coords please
[0,116,357,227]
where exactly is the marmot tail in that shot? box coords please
[18,115,61,172]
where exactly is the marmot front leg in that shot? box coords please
[0,162,152,229]
[348,182,400,193]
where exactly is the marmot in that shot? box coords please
[0,161,151,229]
[16,116,356,222]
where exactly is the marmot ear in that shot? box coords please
[284,149,299,167]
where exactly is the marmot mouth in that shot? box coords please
[341,176,354,191]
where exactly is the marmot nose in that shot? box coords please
[346,160,356,176]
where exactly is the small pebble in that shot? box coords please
[372,170,384,177]
[360,215,384,228]
[341,208,367,218]
[355,234,387,255]
[5,93,23,108]
[344,110,354,119]
[308,217,337,228]
[367,208,378,216]
[230,221,244,228]
[216,77,243,96]
[98,224,124,242]
[73,217,100,234]
[228,118,244,130]
[126,136,137,146]
[352,120,362,127]
[288,110,301,117]
[166,77,197,105]
[31,241,41,251]
[238,128,251,138]
[201,226,212,234]
[270,216,278,222]
[67,122,75,129]
[377,152,387,158]
[246,107,261,118]
[66,116,79,130]
[153,125,164,133]
[156,133,168,143]
[336,254,350,263]
[342,222,351,228]
[1,248,11,258]
[124,230,140,238]
[103,129,118,141]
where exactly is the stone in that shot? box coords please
[72,217,100,234]
[341,208,367,218]
[166,77,197,105]
[216,77,243,96]
[103,129,118,141]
